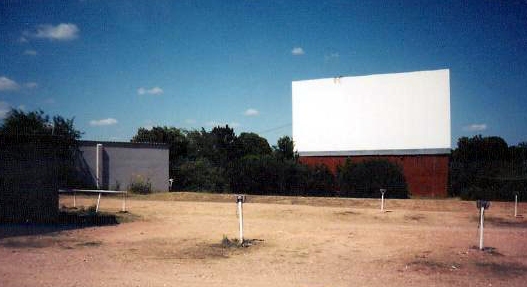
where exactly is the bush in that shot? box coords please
[173,158,227,192]
[228,155,282,194]
[459,179,526,201]
[227,155,312,195]
[337,159,408,198]
[128,175,152,194]
[305,164,336,196]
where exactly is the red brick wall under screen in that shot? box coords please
[299,155,449,197]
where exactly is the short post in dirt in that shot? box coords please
[236,194,246,244]
[122,191,127,212]
[168,178,174,191]
[477,200,490,250]
[380,189,386,212]
[96,192,102,213]
[514,191,519,217]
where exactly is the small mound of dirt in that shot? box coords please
[219,236,264,249]
[76,240,102,247]
[404,214,426,221]
[336,210,360,216]
[130,237,265,261]
[470,246,504,256]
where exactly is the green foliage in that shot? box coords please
[274,136,297,161]
[228,155,282,194]
[0,109,81,141]
[185,129,212,160]
[236,132,272,157]
[173,158,227,192]
[0,109,82,188]
[337,159,408,198]
[227,155,313,195]
[131,126,188,165]
[128,175,152,194]
[306,164,336,196]
[210,125,237,168]
[451,135,527,201]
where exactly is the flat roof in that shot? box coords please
[79,140,169,149]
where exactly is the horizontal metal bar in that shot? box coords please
[59,189,127,194]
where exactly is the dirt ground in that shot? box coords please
[1,192,527,287]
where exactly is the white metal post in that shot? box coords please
[238,200,244,243]
[381,193,385,212]
[479,206,484,250]
[122,192,127,212]
[96,144,103,189]
[96,192,101,213]
[514,194,518,217]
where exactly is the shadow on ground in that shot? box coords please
[0,208,138,239]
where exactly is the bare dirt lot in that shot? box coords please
[1,192,527,287]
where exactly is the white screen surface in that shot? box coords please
[292,69,450,155]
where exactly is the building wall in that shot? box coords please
[299,154,449,197]
[78,141,169,191]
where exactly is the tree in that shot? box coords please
[0,109,82,187]
[274,136,297,161]
[1,109,49,136]
[0,108,81,142]
[454,135,509,161]
[210,125,237,168]
[450,135,527,200]
[235,132,272,157]
[131,126,189,165]
[185,128,215,161]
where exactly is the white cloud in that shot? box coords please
[33,23,79,41]
[24,49,37,56]
[463,123,487,132]
[292,47,305,55]
[138,86,163,95]
[19,36,29,43]
[184,119,196,124]
[205,121,240,128]
[0,77,20,91]
[17,104,26,111]
[89,118,118,126]
[0,101,11,119]
[244,108,259,116]
[25,82,38,89]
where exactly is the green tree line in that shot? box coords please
[3,109,526,200]
[450,135,527,200]
[130,125,408,198]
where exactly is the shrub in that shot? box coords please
[227,155,282,194]
[172,158,227,192]
[227,155,312,195]
[128,175,152,194]
[305,164,336,196]
[459,179,527,201]
[337,159,408,198]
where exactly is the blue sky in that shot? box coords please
[1,0,527,147]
